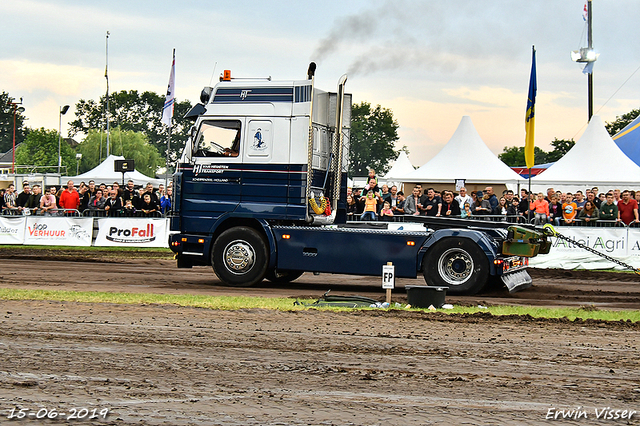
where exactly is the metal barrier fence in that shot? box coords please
[1,208,166,218]
[346,213,640,228]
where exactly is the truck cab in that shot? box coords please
[169,65,549,295]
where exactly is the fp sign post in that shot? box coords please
[382,262,395,303]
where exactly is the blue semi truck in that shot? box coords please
[168,64,550,295]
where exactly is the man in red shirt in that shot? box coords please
[58,180,80,213]
[617,190,639,225]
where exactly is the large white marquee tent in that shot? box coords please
[529,115,640,193]
[64,155,164,188]
[399,116,523,190]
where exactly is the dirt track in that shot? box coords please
[1,254,639,425]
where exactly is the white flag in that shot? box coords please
[161,49,175,127]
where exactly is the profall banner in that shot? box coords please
[24,217,93,246]
[95,218,168,247]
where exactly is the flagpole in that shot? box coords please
[105,31,110,158]
[162,48,176,207]
[165,125,171,194]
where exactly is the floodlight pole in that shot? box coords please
[58,105,69,174]
[587,0,593,120]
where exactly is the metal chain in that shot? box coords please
[543,224,640,274]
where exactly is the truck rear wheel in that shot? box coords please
[265,270,304,283]
[422,237,489,295]
[212,227,268,287]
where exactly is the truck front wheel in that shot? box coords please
[212,227,269,287]
[422,237,489,295]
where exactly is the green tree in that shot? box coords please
[348,101,401,177]
[498,146,547,167]
[545,138,575,163]
[69,90,192,165]
[605,109,640,136]
[76,128,162,178]
[0,91,28,153]
[14,128,76,174]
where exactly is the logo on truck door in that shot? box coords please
[252,128,267,151]
[240,90,252,100]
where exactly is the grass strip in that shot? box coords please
[0,288,638,322]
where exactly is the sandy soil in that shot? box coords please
[0,252,639,425]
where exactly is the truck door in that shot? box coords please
[185,119,244,232]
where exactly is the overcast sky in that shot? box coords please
[2,0,639,167]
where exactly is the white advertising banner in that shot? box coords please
[529,226,640,270]
[95,218,168,248]
[24,217,93,246]
[0,216,26,244]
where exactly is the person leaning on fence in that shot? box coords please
[140,193,158,217]
[88,189,106,211]
[461,202,472,219]
[578,200,599,225]
[617,190,639,225]
[59,180,81,214]
[122,199,136,217]
[599,192,618,221]
[472,191,491,215]
[529,192,549,225]
[104,189,123,217]
[442,191,461,217]
[40,187,58,216]
[548,194,563,226]
[359,190,379,221]
[562,193,578,225]
[379,201,394,222]
[393,191,406,215]
[518,190,531,221]
[160,187,172,214]
[3,184,18,214]
[346,195,358,218]
[404,186,421,216]
[24,184,42,215]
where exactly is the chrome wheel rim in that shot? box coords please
[437,248,474,286]
[223,240,255,274]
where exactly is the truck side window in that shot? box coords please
[193,120,241,158]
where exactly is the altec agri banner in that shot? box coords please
[0,217,26,244]
[24,217,93,246]
[95,218,168,247]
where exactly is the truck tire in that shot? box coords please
[422,237,489,295]
[212,227,269,287]
[265,270,304,283]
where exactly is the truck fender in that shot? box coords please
[417,229,500,275]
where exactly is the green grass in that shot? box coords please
[1,288,638,323]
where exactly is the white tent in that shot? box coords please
[529,115,640,193]
[381,151,415,187]
[399,116,523,189]
[64,155,164,188]
[383,151,415,179]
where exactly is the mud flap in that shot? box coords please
[501,270,532,293]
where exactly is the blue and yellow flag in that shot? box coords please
[525,46,537,169]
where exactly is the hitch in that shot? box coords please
[502,225,551,257]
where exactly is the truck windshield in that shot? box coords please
[194,120,241,157]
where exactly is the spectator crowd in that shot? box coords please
[1,179,172,218]
[346,170,640,227]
